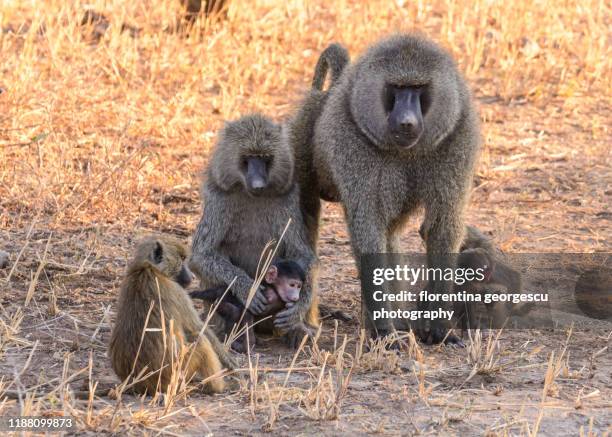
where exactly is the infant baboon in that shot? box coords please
[109,236,235,395]
[190,260,306,352]
[313,34,481,344]
[190,114,318,348]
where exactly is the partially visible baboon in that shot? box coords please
[313,35,481,344]
[80,10,109,39]
[80,10,139,40]
[0,250,9,269]
[457,224,496,254]
[182,0,227,23]
[109,236,235,395]
[452,228,523,332]
[289,43,350,248]
[190,260,306,352]
[286,43,351,328]
[190,114,318,348]
[422,225,524,332]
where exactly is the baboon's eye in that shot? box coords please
[152,242,164,264]
[383,85,396,112]
[420,89,431,115]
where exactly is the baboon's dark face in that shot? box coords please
[383,84,426,148]
[458,248,494,282]
[136,237,194,287]
[350,35,461,154]
[210,114,294,196]
[175,263,195,288]
[240,153,274,196]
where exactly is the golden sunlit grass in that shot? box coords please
[0,0,609,230]
[0,0,610,434]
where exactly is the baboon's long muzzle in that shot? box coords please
[245,156,268,192]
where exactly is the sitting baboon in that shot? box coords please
[313,34,482,344]
[109,236,235,395]
[190,114,318,348]
[191,44,350,347]
[190,260,306,352]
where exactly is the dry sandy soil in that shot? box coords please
[0,0,610,435]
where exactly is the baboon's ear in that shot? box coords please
[265,265,278,283]
[150,241,164,265]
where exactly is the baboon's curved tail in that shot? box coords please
[312,43,350,91]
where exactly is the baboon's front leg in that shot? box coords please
[342,202,395,340]
[421,207,465,346]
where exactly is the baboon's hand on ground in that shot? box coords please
[283,322,315,349]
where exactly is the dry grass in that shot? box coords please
[0,0,610,435]
[1,0,609,232]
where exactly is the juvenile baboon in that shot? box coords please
[109,236,235,395]
[452,228,523,332]
[313,35,481,344]
[190,260,306,352]
[190,114,318,348]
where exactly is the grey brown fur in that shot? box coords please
[452,226,524,332]
[289,43,350,247]
[109,236,235,395]
[311,34,481,343]
[0,250,9,269]
[190,114,318,347]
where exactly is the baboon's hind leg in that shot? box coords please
[189,337,226,393]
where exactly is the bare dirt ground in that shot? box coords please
[0,0,610,435]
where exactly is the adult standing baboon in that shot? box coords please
[313,34,481,344]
